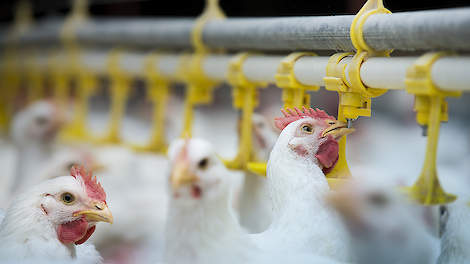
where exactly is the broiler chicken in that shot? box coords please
[0,166,113,263]
[328,176,439,264]
[9,100,64,194]
[437,200,470,264]
[251,107,353,262]
[436,173,470,264]
[163,138,254,264]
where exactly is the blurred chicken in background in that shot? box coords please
[328,176,439,264]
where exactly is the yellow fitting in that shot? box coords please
[0,56,21,133]
[177,53,218,138]
[23,50,46,103]
[0,1,33,132]
[57,0,92,142]
[49,52,70,113]
[321,0,392,183]
[94,50,131,145]
[404,52,461,205]
[350,0,391,56]
[275,52,319,109]
[61,0,89,49]
[131,53,169,153]
[192,0,225,53]
[223,53,266,170]
[60,69,96,142]
[323,53,354,181]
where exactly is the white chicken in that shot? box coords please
[436,172,470,264]
[437,200,470,264]
[251,107,353,261]
[238,113,278,233]
[163,138,254,264]
[328,176,439,264]
[0,166,113,263]
[9,100,64,194]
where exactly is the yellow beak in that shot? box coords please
[74,202,113,224]
[321,120,355,139]
[170,160,199,189]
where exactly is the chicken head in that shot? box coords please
[39,166,113,245]
[274,107,354,174]
[167,138,229,204]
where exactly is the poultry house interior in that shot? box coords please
[0,0,469,263]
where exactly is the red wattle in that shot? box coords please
[75,225,96,245]
[315,137,339,174]
[57,218,88,244]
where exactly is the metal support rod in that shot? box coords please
[3,8,470,52]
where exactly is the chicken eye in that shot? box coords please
[61,192,76,204]
[301,124,313,133]
[198,158,209,170]
[439,205,449,217]
[66,162,77,171]
[367,192,388,207]
[35,116,49,126]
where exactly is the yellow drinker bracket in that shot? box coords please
[177,53,219,138]
[61,69,97,142]
[58,0,93,142]
[0,0,33,133]
[275,52,320,109]
[323,52,356,181]
[177,0,225,138]
[24,50,46,103]
[192,0,225,53]
[322,0,391,185]
[94,50,131,145]
[404,52,461,205]
[132,53,169,153]
[50,52,70,112]
[223,53,266,170]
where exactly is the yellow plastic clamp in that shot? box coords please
[191,0,225,53]
[60,68,97,142]
[49,52,70,113]
[350,0,392,56]
[60,0,89,50]
[131,53,169,153]
[94,50,132,144]
[223,53,266,170]
[275,52,320,108]
[0,0,33,132]
[176,53,218,138]
[403,52,461,205]
[323,0,391,181]
[323,52,354,180]
[24,50,46,103]
[0,53,21,133]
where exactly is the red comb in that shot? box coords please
[71,165,106,202]
[274,106,336,131]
